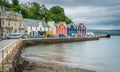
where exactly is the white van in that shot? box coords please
[7,33,22,39]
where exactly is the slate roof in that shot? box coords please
[0,11,20,16]
[0,5,9,11]
[54,24,59,27]
[67,24,77,29]
[41,20,50,28]
[23,18,40,27]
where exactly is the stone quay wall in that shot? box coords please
[22,37,99,46]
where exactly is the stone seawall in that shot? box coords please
[23,37,99,46]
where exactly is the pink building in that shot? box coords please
[76,23,86,37]
[80,23,86,37]
[55,22,67,38]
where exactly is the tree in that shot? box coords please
[50,6,64,15]
[11,5,21,12]
[12,0,19,5]
[49,6,72,24]
[32,2,41,11]
[45,11,57,22]
[21,8,29,18]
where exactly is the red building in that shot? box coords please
[55,22,67,38]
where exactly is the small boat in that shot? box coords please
[86,32,95,37]
[106,34,111,38]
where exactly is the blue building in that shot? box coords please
[67,24,77,37]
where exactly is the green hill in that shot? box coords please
[0,0,72,24]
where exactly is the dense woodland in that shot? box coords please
[0,0,72,24]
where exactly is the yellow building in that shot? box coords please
[46,30,52,38]
[0,11,25,35]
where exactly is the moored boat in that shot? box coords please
[106,34,111,38]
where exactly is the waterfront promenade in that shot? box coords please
[0,39,17,64]
[0,39,18,71]
[0,39,17,50]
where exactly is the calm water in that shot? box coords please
[21,36,120,72]
[87,29,120,35]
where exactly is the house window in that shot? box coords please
[8,21,10,26]
[15,30,17,33]
[19,21,21,26]
[36,27,37,30]
[60,30,62,33]
[19,24,21,27]
[2,20,4,26]
[40,27,41,30]
[19,30,22,33]
[15,23,16,26]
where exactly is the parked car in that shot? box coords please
[59,34,67,38]
[7,33,22,39]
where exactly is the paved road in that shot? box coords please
[0,39,17,64]
[0,39,17,51]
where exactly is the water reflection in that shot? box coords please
[22,43,67,62]
[22,36,120,72]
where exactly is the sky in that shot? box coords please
[16,0,120,30]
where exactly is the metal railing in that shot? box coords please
[0,39,22,71]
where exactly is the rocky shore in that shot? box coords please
[18,57,95,72]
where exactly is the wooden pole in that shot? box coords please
[6,49,8,63]
[2,50,4,71]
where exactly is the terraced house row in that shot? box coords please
[0,5,86,38]
[24,19,86,38]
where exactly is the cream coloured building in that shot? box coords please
[47,21,56,35]
[0,11,25,35]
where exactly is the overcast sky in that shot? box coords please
[19,0,120,30]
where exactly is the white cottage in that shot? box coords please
[23,18,39,37]
[37,19,52,38]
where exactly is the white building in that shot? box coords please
[23,18,39,37]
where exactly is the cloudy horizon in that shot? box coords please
[13,0,120,30]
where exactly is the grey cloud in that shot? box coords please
[29,0,120,7]
[19,0,120,29]
[66,6,120,25]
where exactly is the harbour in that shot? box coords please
[0,0,120,72]
[0,36,100,72]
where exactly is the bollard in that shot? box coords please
[2,50,4,71]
